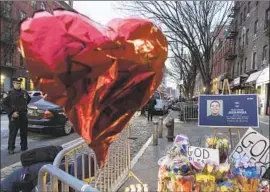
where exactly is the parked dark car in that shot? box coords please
[27,96,73,136]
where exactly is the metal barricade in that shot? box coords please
[48,125,130,192]
[37,164,99,192]
[179,101,198,122]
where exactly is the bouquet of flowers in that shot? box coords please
[158,135,196,192]
[233,166,260,192]
[205,136,218,149]
[205,135,229,163]
[167,134,189,158]
[194,164,217,192]
[168,156,195,192]
[216,179,239,192]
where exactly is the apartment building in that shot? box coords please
[227,1,270,115]
[211,25,237,94]
[0,1,73,92]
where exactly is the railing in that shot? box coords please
[39,125,131,192]
[37,164,99,192]
[178,101,198,122]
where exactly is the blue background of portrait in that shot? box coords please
[199,94,259,127]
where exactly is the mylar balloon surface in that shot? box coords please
[19,9,168,167]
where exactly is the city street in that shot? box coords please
[0,111,168,170]
[0,114,80,168]
[1,111,269,169]
[1,110,268,169]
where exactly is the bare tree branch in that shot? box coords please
[116,1,232,94]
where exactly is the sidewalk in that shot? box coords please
[260,115,269,124]
[118,120,245,191]
[0,113,156,181]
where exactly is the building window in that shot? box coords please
[232,64,235,77]
[262,45,268,61]
[244,7,246,21]
[242,34,245,47]
[4,51,12,65]
[20,11,26,20]
[244,58,247,72]
[3,2,11,18]
[31,0,36,8]
[239,36,241,49]
[20,55,24,66]
[252,52,257,69]
[237,62,241,75]
[240,13,243,25]
[4,25,12,41]
[265,9,270,29]
[256,1,259,7]
[40,2,46,10]
[245,29,249,45]
[240,60,243,74]
[248,2,251,13]
[254,20,258,34]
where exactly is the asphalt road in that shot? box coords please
[0,111,168,169]
[0,114,80,168]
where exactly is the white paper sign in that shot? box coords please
[229,127,270,176]
[187,146,220,165]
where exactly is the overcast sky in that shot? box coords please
[72,1,175,88]
[73,1,122,25]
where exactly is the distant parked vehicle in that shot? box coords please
[28,91,44,98]
[152,91,169,115]
[27,96,73,136]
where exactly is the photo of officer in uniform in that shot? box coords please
[207,100,224,122]
[2,77,31,154]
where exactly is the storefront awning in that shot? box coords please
[245,70,262,84]
[256,67,269,85]
[233,77,241,86]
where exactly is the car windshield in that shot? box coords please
[29,96,43,103]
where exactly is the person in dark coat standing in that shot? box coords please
[147,96,157,121]
[2,77,31,154]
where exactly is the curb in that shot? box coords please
[131,135,153,168]
[131,116,172,168]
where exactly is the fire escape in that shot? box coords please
[225,2,240,80]
[0,1,18,71]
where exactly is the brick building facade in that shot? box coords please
[0,1,73,92]
[215,1,270,115]
[211,25,237,94]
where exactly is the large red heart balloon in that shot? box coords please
[18,10,168,167]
